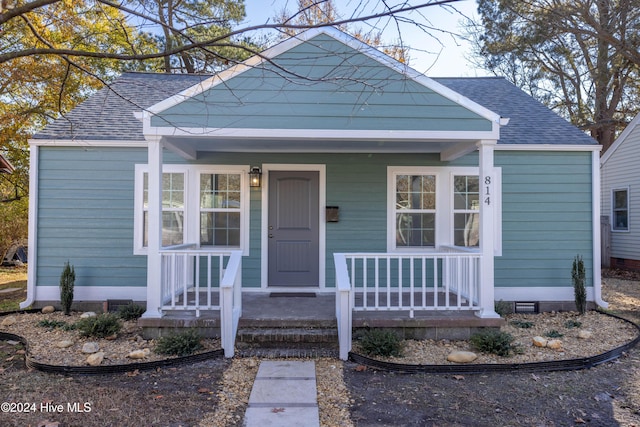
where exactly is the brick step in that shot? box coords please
[237,327,339,347]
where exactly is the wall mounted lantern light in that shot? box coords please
[249,167,262,188]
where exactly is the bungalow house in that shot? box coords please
[23,28,604,359]
[601,113,640,270]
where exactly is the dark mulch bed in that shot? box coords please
[0,354,230,427]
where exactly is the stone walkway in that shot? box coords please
[243,360,319,427]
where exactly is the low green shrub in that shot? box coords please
[37,319,68,330]
[564,319,582,329]
[494,300,512,316]
[155,329,203,356]
[358,329,403,358]
[470,330,522,357]
[75,313,122,338]
[118,303,145,321]
[510,320,534,329]
[544,329,564,338]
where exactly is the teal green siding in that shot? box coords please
[35,147,594,298]
[495,151,594,289]
[37,147,148,288]
[152,35,492,132]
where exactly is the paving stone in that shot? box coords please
[244,360,320,427]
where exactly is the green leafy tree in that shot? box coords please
[0,0,155,257]
[471,0,640,151]
[133,0,254,73]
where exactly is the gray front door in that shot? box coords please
[268,171,320,287]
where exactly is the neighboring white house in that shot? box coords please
[601,113,640,270]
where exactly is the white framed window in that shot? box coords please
[453,175,480,247]
[612,188,629,232]
[134,164,249,255]
[394,173,437,248]
[198,170,245,248]
[387,166,501,254]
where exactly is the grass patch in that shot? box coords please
[0,266,28,312]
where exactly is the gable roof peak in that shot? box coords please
[143,25,502,126]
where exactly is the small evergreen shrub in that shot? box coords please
[59,262,75,315]
[37,319,68,330]
[564,319,582,329]
[75,313,122,338]
[358,329,403,358]
[510,320,534,329]
[572,255,587,314]
[494,300,512,316]
[118,303,145,321]
[155,329,203,356]
[544,329,564,338]
[470,330,522,357]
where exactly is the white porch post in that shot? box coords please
[477,140,500,318]
[142,136,163,318]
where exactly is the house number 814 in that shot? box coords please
[484,176,491,206]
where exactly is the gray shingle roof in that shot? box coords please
[33,73,211,141]
[34,72,596,146]
[434,77,596,145]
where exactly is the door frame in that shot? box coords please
[260,164,326,290]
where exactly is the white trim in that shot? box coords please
[142,126,500,142]
[134,164,250,256]
[260,164,327,290]
[592,150,607,308]
[29,286,147,302]
[143,27,503,128]
[27,139,603,152]
[386,166,502,255]
[610,186,630,233]
[601,113,640,165]
[495,287,596,302]
[495,144,601,152]
[28,139,147,148]
[21,146,39,309]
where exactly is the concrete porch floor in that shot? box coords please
[139,292,504,341]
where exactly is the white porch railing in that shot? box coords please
[160,246,243,358]
[334,249,482,360]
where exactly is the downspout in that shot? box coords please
[592,149,608,308]
[20,143,38,309]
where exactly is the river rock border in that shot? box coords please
[349,311,640,375]
[0,309,223,375]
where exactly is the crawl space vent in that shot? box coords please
[514,302,539,314]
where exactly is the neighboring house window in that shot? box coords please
[388,166,501,254]
[612,188,629,231]
[453,175,480,247]
[199,173,241,246]
[135,165,249,255]
[394,174,436,247]
[143,172,185,247]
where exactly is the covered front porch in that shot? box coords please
[138,247,503,360]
